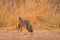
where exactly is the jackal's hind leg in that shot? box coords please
[20,26,22,32]
[18,24,20,32]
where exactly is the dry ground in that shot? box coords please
[0,28,60,40]
[0,0,60,40]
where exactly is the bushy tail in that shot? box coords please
[19,17,23,21]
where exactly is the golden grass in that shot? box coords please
[0,0,60,31]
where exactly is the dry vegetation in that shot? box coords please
[0,0,60,40]
[0,0,60,30]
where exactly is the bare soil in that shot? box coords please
[0,29,60,40]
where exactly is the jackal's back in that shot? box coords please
[20,20,30,26]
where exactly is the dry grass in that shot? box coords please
[0,0,60,40]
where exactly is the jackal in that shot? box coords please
[18,17,33,32]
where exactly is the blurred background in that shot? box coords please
[0,0,60,31]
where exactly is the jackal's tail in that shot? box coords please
[19,16,23,21]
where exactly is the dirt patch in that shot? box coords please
[0,29,60,40]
